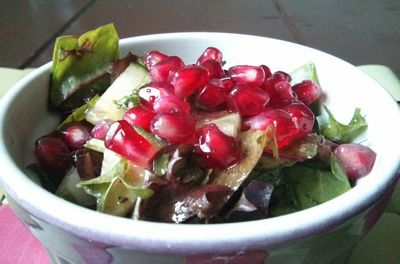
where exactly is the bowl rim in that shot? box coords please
[0,32,399,254]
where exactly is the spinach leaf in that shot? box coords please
[50,24,120,111]
[269,162,351,216]
[317,106,367,143]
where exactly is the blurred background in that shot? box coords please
[0,0,399,78]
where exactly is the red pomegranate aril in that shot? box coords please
[60,122,90,150]
[153,95,191,114]
[263,80,296,107]
[260,65,272,79]
[91,119,113,140]
[283,102,315,139]
[292,80,322,105]
[196,124,241,169]
[334,143,376,180]
[35,137,71,173]
[220,76,236,93]
[105,120,157,166]
[150,56,185,83]
[262,71,291,91]
[123,106,156,132]
[150,110,196,144]
[195,79,227,111]
[144,50,169,70]
[228,65,265,87]
[170,65,210,99]
[139,84,190,114]
[243,109,298,148]
[144,82,175,92]
[197,47,223,65]
[138,84,173,108]
[227,84,270,116]
[271,71,292,82]
[200,60,224,78]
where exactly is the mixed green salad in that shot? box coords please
[29,24,376,223]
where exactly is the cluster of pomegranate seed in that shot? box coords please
[34,122,92,180]
[46,47,320,172]
[98,47,323,169]
[35,47,375,185]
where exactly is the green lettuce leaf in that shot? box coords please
[290,62,320,86]
[57,94,99,129]
[317,106,368,143]
[50,23,120,111]
[78,159,153,216]
[269,161,351,216]
[330,154,351,184]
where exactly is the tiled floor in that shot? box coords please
[0,0,399,77]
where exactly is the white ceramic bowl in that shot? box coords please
[0,33,399,263]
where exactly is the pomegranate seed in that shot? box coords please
[196,124,241,169]
[60,122,91,150]
[195,79,227,111]
[283,102,315,139]
[197,47,223,65]
[139,84,172,108]
[170,65,210,99]
[144,50,168,70]
[262,80,296,107]
[150,56,185,83]
[243,109,298,148]
[144,82,175,92]
[91,119,113,140]
[123,106,156,132]
[105,120,157,166]
[200,60,224,78]
[220,76,236,93]
[35,137,71,173]
[292,80,322,105]
[139,87,162,109]
[153,95,191,114]
[228,65,265,87]
[139,84,190,113]
[334,143,376,180]
[260,65,272,79]
[150,110,196,144]
[270,71,292,83]
[227,84,270,116]
[262,71,291,91]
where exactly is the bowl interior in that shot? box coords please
[0,32,399,253]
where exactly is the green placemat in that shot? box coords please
[0,67,34,97]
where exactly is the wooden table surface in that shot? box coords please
[1,0,399,76]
